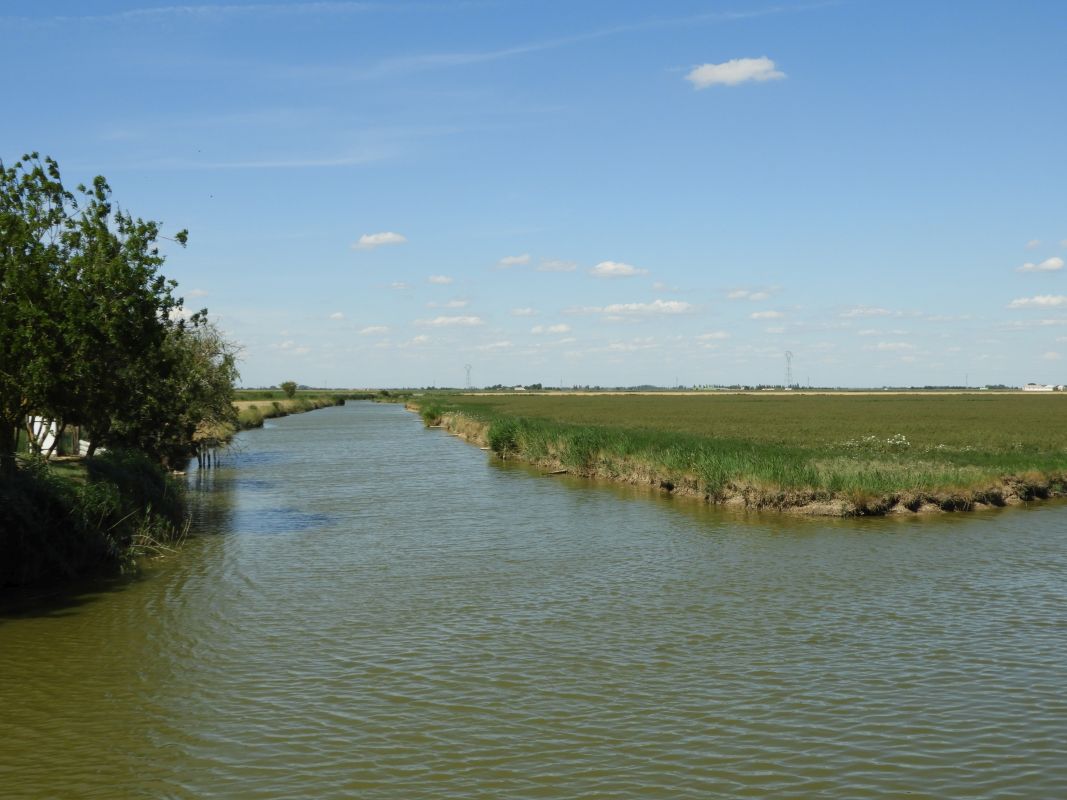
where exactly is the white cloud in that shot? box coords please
[1043,351,1061,360]
[1026,239,1042,250]
[273,340,311,355]
[538,259,578,272]
[603,299,692,315]
[1008,295,1067,308]
[168,307,193,321]
[870,342,915,352]
[565,299,693,315]
[590,260,648,278]
[359,326,389,335]
[352,231,406,250]
[416,315,484,327]
[685,56,785,89]
[390,281,410,290]
[765,326,786,334]
[427,299,468,309]
[727,289,771,301]
[185,288,209,298]
[605,339,658,352]
[750,310,783,319]
[498,253,530,267]
[328,311,344,320]
[411,335,430,345]
[1017,257,1064,273]
[858,328,910,336]
[532,323,572,334]
[840,305,892,318]
[428,275,453,284]
[511,307,538,316]
[477,340,513,351]
[697,331,731,340]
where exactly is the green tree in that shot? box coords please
[49,175,188,459]
[280,381,297,399]
[1,153,237,474]
[0,154,72,477]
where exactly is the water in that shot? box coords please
[2,401,1066,798]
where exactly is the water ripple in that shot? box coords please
[2,402,1067,798]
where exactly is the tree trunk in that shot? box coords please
[45,421,65,459]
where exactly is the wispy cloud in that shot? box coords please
[272,339,311,356]
[427,299,468,309]
[590,261,648,278]
[497,253,530,267]
[359,325,389,335]
[869,342,915,352]
[328,311,345,320]
[532,324,572,334]
[185,288,209,298]
[727,288,772,301]
[750,310,784,319]
[1026,239,1042,250]
[289,4,813,82]
[686,56,785,89]
[7,3,386,26]
[416,315,484,327]
[1017,257,1064,273]
[511,307,538,316]
[569,299,693,315]
[1008,295,1067,308]
[477,340,513,351]
[120,150,391,171]
[353,231,406,250]
[840,305,892,318]
[427,275,453,285]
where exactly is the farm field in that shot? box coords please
[422,392,1067,515]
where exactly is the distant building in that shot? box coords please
[1022,383,1055,392]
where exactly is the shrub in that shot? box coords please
[488,417,521,456]
[420,402,445,427]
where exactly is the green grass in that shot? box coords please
[1,451,187,587]
[425,393,1067,513]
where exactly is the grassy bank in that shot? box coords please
[191,392,372,447]
[414,393,1067,516]
[233,394,350,430]
[0,451,186,588]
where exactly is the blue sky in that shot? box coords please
[4,0,1067,388]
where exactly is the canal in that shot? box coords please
[2,401,1065,798]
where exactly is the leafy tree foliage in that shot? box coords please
[0,153,237,474]
[280,381,298,399]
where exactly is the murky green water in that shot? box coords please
[3,401,1067,798]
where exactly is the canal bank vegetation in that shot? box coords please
[1,153,238,586]
[414,393,1067,516]
[233,394,355,430]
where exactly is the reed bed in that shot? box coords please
[419,393,1067,515]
